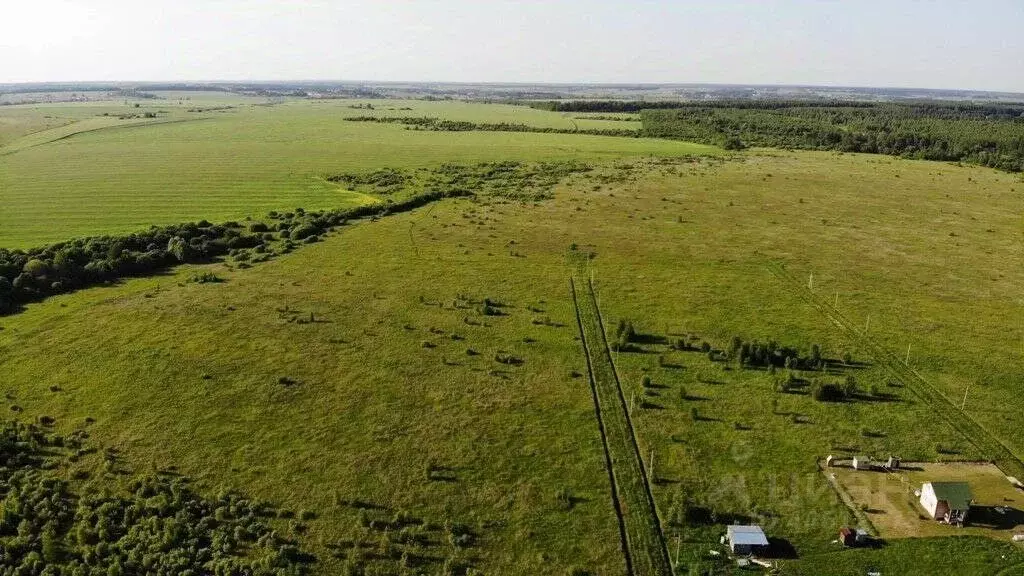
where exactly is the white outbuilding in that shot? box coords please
[726,525,769,555]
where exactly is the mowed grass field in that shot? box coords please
[834,462,1024,540]
[0,96,703,248]
[0,98,1022,576]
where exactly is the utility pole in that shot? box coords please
[675,535,681,569]
[864,315,870,334]
[629,391,635,416]
[649,448,655,479]
[834,291,838,308]
[905,343,911,365]
[808,272,814,291]
[961,384,970,411]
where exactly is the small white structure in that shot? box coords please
[852,456,871,470]
[920,481,972,524]
[726,525,769,555]
[886,455,901,470]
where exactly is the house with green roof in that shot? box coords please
[919,481,972,525]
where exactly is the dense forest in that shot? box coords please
[640,101,1024,171]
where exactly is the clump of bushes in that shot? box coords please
[725,336,828,370]
[0,419,313,574]
[811,375,857,402]
[186,271,223,284]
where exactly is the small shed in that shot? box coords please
[838,527,857,547]
[920,481,972,524]
[852,456,871,470]
[726,525,769,555]
[886,455,901,470]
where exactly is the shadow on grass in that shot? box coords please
[763,537,799,559]
[970,506,1024,530]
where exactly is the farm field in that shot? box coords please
[0,95,1022,574]
[0,97,696,248]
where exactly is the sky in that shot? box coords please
[2,0,1023,92]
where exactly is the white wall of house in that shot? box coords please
[920,483,939,519]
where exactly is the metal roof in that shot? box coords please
[727,525,769,546]
[926,482,973,510]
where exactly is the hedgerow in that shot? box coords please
[2,160,592,315]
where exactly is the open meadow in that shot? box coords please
[0,95,1022,575]
[0,96,688,248]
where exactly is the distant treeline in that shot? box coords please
[531,98,1024,116]
[641,101,1024,171]
[529,100,692,113]
[346,115,638,137]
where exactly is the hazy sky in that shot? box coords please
[3,0,1023,91]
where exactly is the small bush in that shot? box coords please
[187,272,223,284]
[812,380,846,402]
[290,223,322,240]
[555,487,574,511]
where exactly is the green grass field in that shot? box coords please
[0,95,1022,574]
[0,97,703,248]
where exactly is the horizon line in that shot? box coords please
[2,79,1024,97]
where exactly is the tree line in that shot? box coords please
[1,161,591,315]
[0,190,468,315]
[345,116,638,137]
[642,101,1024,172]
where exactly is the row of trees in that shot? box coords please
[345,116,638,138]
[1,160,592,315]
[0,188,471,315]
[642,102,1024,172]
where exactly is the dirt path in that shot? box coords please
[570,260,673,576]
